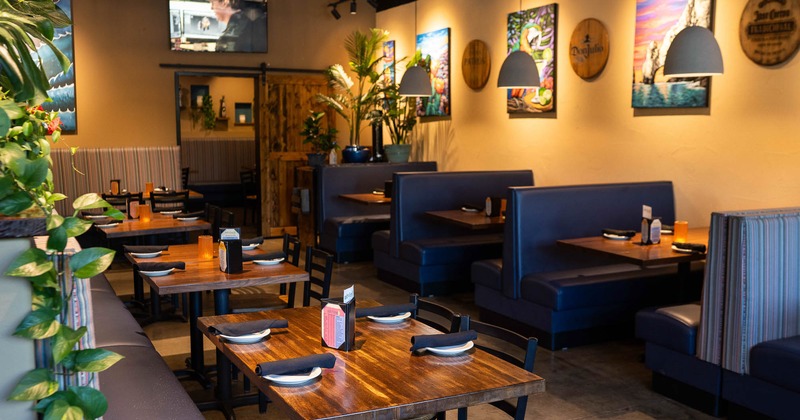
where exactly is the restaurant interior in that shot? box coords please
[1,0,799,419]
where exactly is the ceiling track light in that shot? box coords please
[350,0,357,14]
[328,0,348,20]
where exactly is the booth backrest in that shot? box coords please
[316,162,437,227]
[51,147,181,215]
[390,170,534,257]
[697,207,800,372]
[502,181,675,299]
[180,137,255,183]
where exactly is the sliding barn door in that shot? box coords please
[260,74,333,236]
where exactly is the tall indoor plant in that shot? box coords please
[1,1,123,418]
[316,28,388,163]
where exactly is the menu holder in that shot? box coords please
[321,285,355,351]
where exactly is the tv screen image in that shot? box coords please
[169,0,267,53]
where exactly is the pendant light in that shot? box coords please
[663,26,724,77]
[398,1,432,97]
[497,0,540,88]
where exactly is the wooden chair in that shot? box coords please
[456,315,539,420]
[102,192,143,215]
[302,246,334,307]
[240,169,259,225]
[150,190,189,213]
[410,293,461,333]
[181,167,190,190]
[279,233,301,295]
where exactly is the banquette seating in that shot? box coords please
[316,162,437,263]
[636,208,800,419]
[372,170,534,296]
[472,181,703,350]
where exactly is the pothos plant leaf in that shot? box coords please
[73,349,124,372]
[43,399,83,420]
[28,269,58,288]
[46,224,67,252]
[8,368,58,401]
[0,190,34,215]
[71,193,107,211]
[69,247,115,279]
[67,386,108,419]
[14,307,60,339]
[51,326,87,364]
[63,216,93,237]
[4,247,53,277]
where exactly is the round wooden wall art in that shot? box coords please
[462,40,491,90]
[568,18,610,79]
[740,0,800,66]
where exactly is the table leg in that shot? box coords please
[677,261,691,302]
[173,291,212,388]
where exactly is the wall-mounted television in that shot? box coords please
[169,0,267,53]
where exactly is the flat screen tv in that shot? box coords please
[169,0,267,53]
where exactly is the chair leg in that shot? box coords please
[258,391,269,413]
[458,407,467,420]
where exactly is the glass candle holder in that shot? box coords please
[139,204,152,223]
[674,220,689,243]
[144,182,154,198]
[198,235,214,260]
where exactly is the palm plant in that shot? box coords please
[316,28,388,147]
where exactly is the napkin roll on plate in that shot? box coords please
[255,353,336,376]
[601,228,637,238]
[173,211,204,219]
[355,303,416,318]
[672,242,707,253]
[134,262,185,271]
[241,236,264,246]
[242,251,286,262]
[124,245,169,254]
[209,319,289,337]
[410,330,478,352]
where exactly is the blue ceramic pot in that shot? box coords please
[341,146,371,163]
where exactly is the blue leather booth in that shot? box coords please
[372,170,534,296]
[316,162,437,263]
[473,181,701,350]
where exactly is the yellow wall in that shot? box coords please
[67,0,375,147]
[378,0,800,226]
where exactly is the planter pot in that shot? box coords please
[384,144,412,163]
[307,153,327,167]
[341,146,371,163]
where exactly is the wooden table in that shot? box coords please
[339,193,391,205]
[198,304,545,420]
[94,213,210,239]
[425,209,505,230]
[126,243,307,387]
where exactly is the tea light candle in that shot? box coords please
[239,114,246,124]
[196,96,203,107]
[139,204,152,223]
[674,221,689,243]
[198,235,214,260]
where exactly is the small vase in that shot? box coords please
[341,145,371,163]
[384,144,412,163]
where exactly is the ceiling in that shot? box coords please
[374,0,415,12]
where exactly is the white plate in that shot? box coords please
[460,207,480,213]
[603,233,633,240]
[176,216,199,221]
[95,223,119,228]
[242,244,260,250]
[85,214,108,219]
[160,210,182,215]
[139,268,174,277]
[130,251,162,258]
[368,312,411,324]
[265,366,322,385]
[220,328,270,344]
[425,341,474,356]
[253,258,284,266]
[671,245,695,254]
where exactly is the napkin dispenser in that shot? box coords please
[218,228,243,273]
[321,287,355,351]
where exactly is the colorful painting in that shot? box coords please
[632,0,714,108]
[38,0,76,133]
[415,28,450,117]
[382,40,395,85]
[506,4,557,114]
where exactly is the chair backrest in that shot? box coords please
[150,190,189,212]
[205,203,220,240]
[240,169,257,196]
[410,293,461,333]
[282,233,302,267]
[219,209,235,228]
[181,167,190,190]
[459,314,538,420]
[102,192,143,213]
[302,246,334,307]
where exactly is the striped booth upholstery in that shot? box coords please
[51,147,181,215]
[180,137,255,183]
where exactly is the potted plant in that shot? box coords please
[378,51,430,163]
[0,1,123,418]
[317,28,388,163]
[300,111,339,166]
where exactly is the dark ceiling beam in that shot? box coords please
[375,0,415,12]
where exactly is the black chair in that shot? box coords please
[102,192,143,215]
[181,167,190,190]
[230,235,305,313]
[279,233,301,295]
[150,190,189,213]
[302,246,334,307]
[410,293,461,333]
[456,315,539,420]
[240,169,259,225]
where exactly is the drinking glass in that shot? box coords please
[674,220,689,243]
[139,204,152,223]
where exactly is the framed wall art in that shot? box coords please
[382,40,396,85]
[39,0,76,133]
[416,28,450,117]
[632,0,715,108]
[505,3,558,114]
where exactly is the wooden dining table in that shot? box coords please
[339,193,391,205]
[198,303,545,420]
[425,209,505,230]
[93,212,211,239]
[125,243,308,387]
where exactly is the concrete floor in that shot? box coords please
[105,235,715,420]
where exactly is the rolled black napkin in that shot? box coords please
[256,353,336,376]
[243,251,286,262]
[95,220,121,226]
[356,303,417,318]
[410,330,478,352]
[602,228,637,238]
[241,236,264,246]
[173,211,204,219]
[672,242,707,253]
[209,318,289,337]
[134,262,185,271]
[124,245,169,254]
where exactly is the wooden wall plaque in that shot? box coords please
[461,40,491,90]
[740,0,800,66]
[568,18,610,79]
